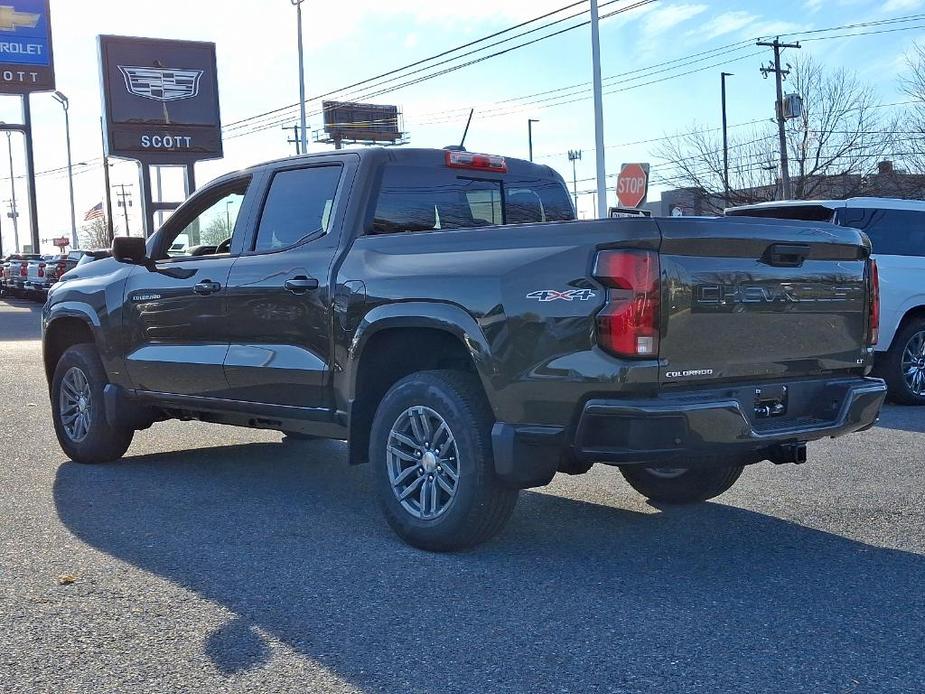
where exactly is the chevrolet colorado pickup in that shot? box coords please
[43,147,886,550]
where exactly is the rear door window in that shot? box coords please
[372,164,574,234]
[839,208,925,257]
[254,165,342,252]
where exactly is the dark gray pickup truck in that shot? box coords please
[43,147,886,550]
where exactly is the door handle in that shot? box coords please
[285,276,319,294]
[763,243,811,267]
[193,279,222,295]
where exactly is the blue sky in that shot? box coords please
[1,0,924,250]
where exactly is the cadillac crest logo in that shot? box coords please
[118,65,203,102]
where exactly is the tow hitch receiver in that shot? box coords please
[770,442,808,465]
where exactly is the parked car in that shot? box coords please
[23,255,57,299]
[727,197,925,405]
[3,253,40,298]
[0,255,14,294]
[43,148,886,550]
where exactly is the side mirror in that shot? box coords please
[111,236,148,265]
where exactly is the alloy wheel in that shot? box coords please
[387,406,460,520]
[901,330,925,396]
[59,366,92,443]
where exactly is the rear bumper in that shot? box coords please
[24,281,52,292]
[492,376,886,488]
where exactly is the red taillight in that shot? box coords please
[593,250,660,358]
[445,150,508,173]
[868,258,880,346]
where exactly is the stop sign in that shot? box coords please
[616,163,649,208]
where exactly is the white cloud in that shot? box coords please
[882,0,924,10]
[641,3,709,39]
[804,0,824,12]
[697,11,759,40]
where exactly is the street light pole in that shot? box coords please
[52,91,78,249]
[589,0,607,219]
[292,0,308,156]
[720,72,733,208]
[527,119,539,162]
[3,129,19,253]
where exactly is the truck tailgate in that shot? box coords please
[657,217,871,385]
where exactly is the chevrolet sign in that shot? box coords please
[0,0,54,94]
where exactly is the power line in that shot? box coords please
[221,0,591,131]
[224,0,658,139]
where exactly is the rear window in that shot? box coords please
[839,208,925,257]
[371,164,574,234]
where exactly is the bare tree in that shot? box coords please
[899,42,925,174]
[200,217,232,247]
[654,57,894,211]
[79,219,111,250]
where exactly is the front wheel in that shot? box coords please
[370,370,518,552]
[51,344,134,464]
[620,463,743,504]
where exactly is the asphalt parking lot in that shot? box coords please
[1,296,923,693]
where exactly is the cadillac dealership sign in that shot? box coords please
[0,0,55,93]
[98,35,222,163]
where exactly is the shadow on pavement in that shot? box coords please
[0,297,44,341]
[54,439,925,692]
[874,403,925,434]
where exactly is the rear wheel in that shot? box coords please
[620,463,743,504]
[878,319,925,405]
[370,370,518,551]
[51,344,134,464]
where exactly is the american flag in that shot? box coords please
[84,203,104,222]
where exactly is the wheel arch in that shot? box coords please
[343,302,495,465]
[884,304,925,352]
[43,304,102,386]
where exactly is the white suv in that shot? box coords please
[728,197,925,405]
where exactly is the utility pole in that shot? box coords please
[100,118,114,243]
[4,130,19,253]
[283,124,302,155]
[568,150,582,212]
[52,92,78,250]
[527,119,539,162]
[758,37,800,200]
[291,0,309,155]
[720,72,733,208]
[114,184,133,236]
[589,0,607,219]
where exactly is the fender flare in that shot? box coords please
[42,302,106,382]
[343,301,495,406]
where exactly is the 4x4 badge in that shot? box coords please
[526,289,596,302]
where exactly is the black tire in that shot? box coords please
[876,319,925,405]
[370,370,518,552]
[620,462,743,504]
[51,344,134,464]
